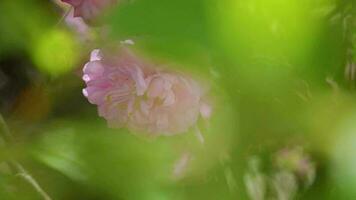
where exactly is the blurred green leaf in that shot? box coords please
[108,0,211,66]
[32,30,80,77]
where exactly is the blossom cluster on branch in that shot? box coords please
[61,0,212,136]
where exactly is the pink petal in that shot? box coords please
[200,102,212,119]
[90,49,102,61]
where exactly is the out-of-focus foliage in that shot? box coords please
[0,0,356,199]
[0,0,53,55]
[330,113,356,199]
[109,0,211,67]
[32,30,80,76]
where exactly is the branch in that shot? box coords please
[0,114,52,200]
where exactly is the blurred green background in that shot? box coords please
[0,0,356,199]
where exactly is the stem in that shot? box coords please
[0,113,14,142]
[194,126,205,144]
[0,114,52,200]
[55,7,72,27]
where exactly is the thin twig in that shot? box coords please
[12,161,52,200]
[0,114,52,200]
[0,113,14,142]
[55,7,72,27]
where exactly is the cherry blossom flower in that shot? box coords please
[64,9,91,40]
[61,0,117,21]
[82,47,211,136]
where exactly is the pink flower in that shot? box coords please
[64,9,91,40]
[62,0,117,21]
[128,72,203,134]
[82,48,211,136]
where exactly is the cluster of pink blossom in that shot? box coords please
[61,0,212,136]
[82,48,211,135]
[61,0,117,21]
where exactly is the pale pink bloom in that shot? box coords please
[64,9,91,40]
[62,0,117,21]
[82,48,153,128]
[128,72,204,134]
[200,102,212,119]
[82,48,211,136]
